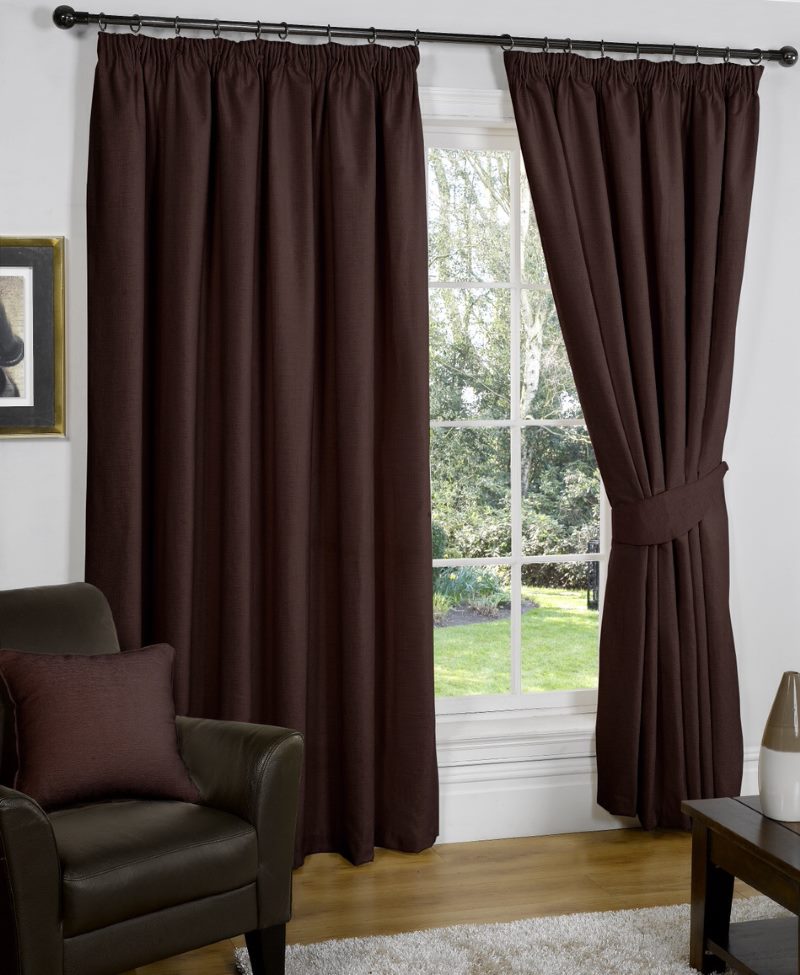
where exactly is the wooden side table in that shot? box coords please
[683,796,800,975]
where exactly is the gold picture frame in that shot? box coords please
[0,237,65,437]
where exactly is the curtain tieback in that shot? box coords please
[611,462,728,546]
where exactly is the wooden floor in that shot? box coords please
[127,828,750,974]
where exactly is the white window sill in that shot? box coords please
[436,706,597,770]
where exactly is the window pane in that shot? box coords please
[428,148,511,282]
[434,567,511,696]
[520,290,581,420]
[432,428,510,558]
[430,288,510,420]
[521,171,548,287]
[521,426,599,556]
[521,563,599,692]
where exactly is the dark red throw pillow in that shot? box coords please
[0,644,200,809]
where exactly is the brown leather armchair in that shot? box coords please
[0,583,303,975]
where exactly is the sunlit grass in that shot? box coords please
[434,587,598,697]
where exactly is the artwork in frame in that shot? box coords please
[0,237,65,437]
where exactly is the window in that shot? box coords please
[426,126,608,714]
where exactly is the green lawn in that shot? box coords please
[434,587,599,697]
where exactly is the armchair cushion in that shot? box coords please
[0,644,200,808]
[50,799,257,936]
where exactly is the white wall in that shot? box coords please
[1,0,798,840]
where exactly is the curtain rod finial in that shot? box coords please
[780,46,798,67]
[53,5,77,28]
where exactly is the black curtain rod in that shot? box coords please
[52,6,798,67]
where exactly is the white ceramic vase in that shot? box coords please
[759,671,800,821]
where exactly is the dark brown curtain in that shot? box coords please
[86,33,438,864]
[505,53,762,827]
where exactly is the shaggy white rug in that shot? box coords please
[235,895,785,974]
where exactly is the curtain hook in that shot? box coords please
[501,34,515,52]
[98,11,106,31]
[600,39,606,58]
[672,43,677,61]
[326,24,332,43]
[414,28,420,47]
[565,37,572,54]
[213,19,221,37]
[724,46,731,63]
[749,48,763,65]
[255,20,262,40]
[129,13,141,33]
[543,36,550,53]
[368,26,377,44]
[278,22,288,40]
[695,44,700,63]
[635,41,640,59]
[174,15,180,36]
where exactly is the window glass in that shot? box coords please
[427,135,603,705]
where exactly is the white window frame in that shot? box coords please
[423,91,610,723]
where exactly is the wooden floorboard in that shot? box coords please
[125,827,754,974]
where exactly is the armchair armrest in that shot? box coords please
[0,785,62,975]
[176,717,303,928]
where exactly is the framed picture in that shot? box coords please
[0,237,65,437]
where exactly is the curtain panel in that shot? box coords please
[505,53,762,827]
[86,33,438,864]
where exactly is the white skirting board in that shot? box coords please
[436,747,761,844]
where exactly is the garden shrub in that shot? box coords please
[432,564,509,615]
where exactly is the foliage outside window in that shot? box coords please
[427,129,606,708]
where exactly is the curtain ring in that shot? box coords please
[750,48,763,65]
[129,14,141,33]
[501,34,514,52]
[174,15,180,35]
[98,11,106,31]
[255,20,262,40]
[672,43,677,61]
[724,46,731,63]
[368,26,377,44]
[278,22,288,40]
[695,45,700,63]
[414,28,420,47]
[635,41,640,59]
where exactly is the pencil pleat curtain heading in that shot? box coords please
[86,33,438,864]
[505,53,762,827]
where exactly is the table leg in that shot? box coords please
[690,821,734,973]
